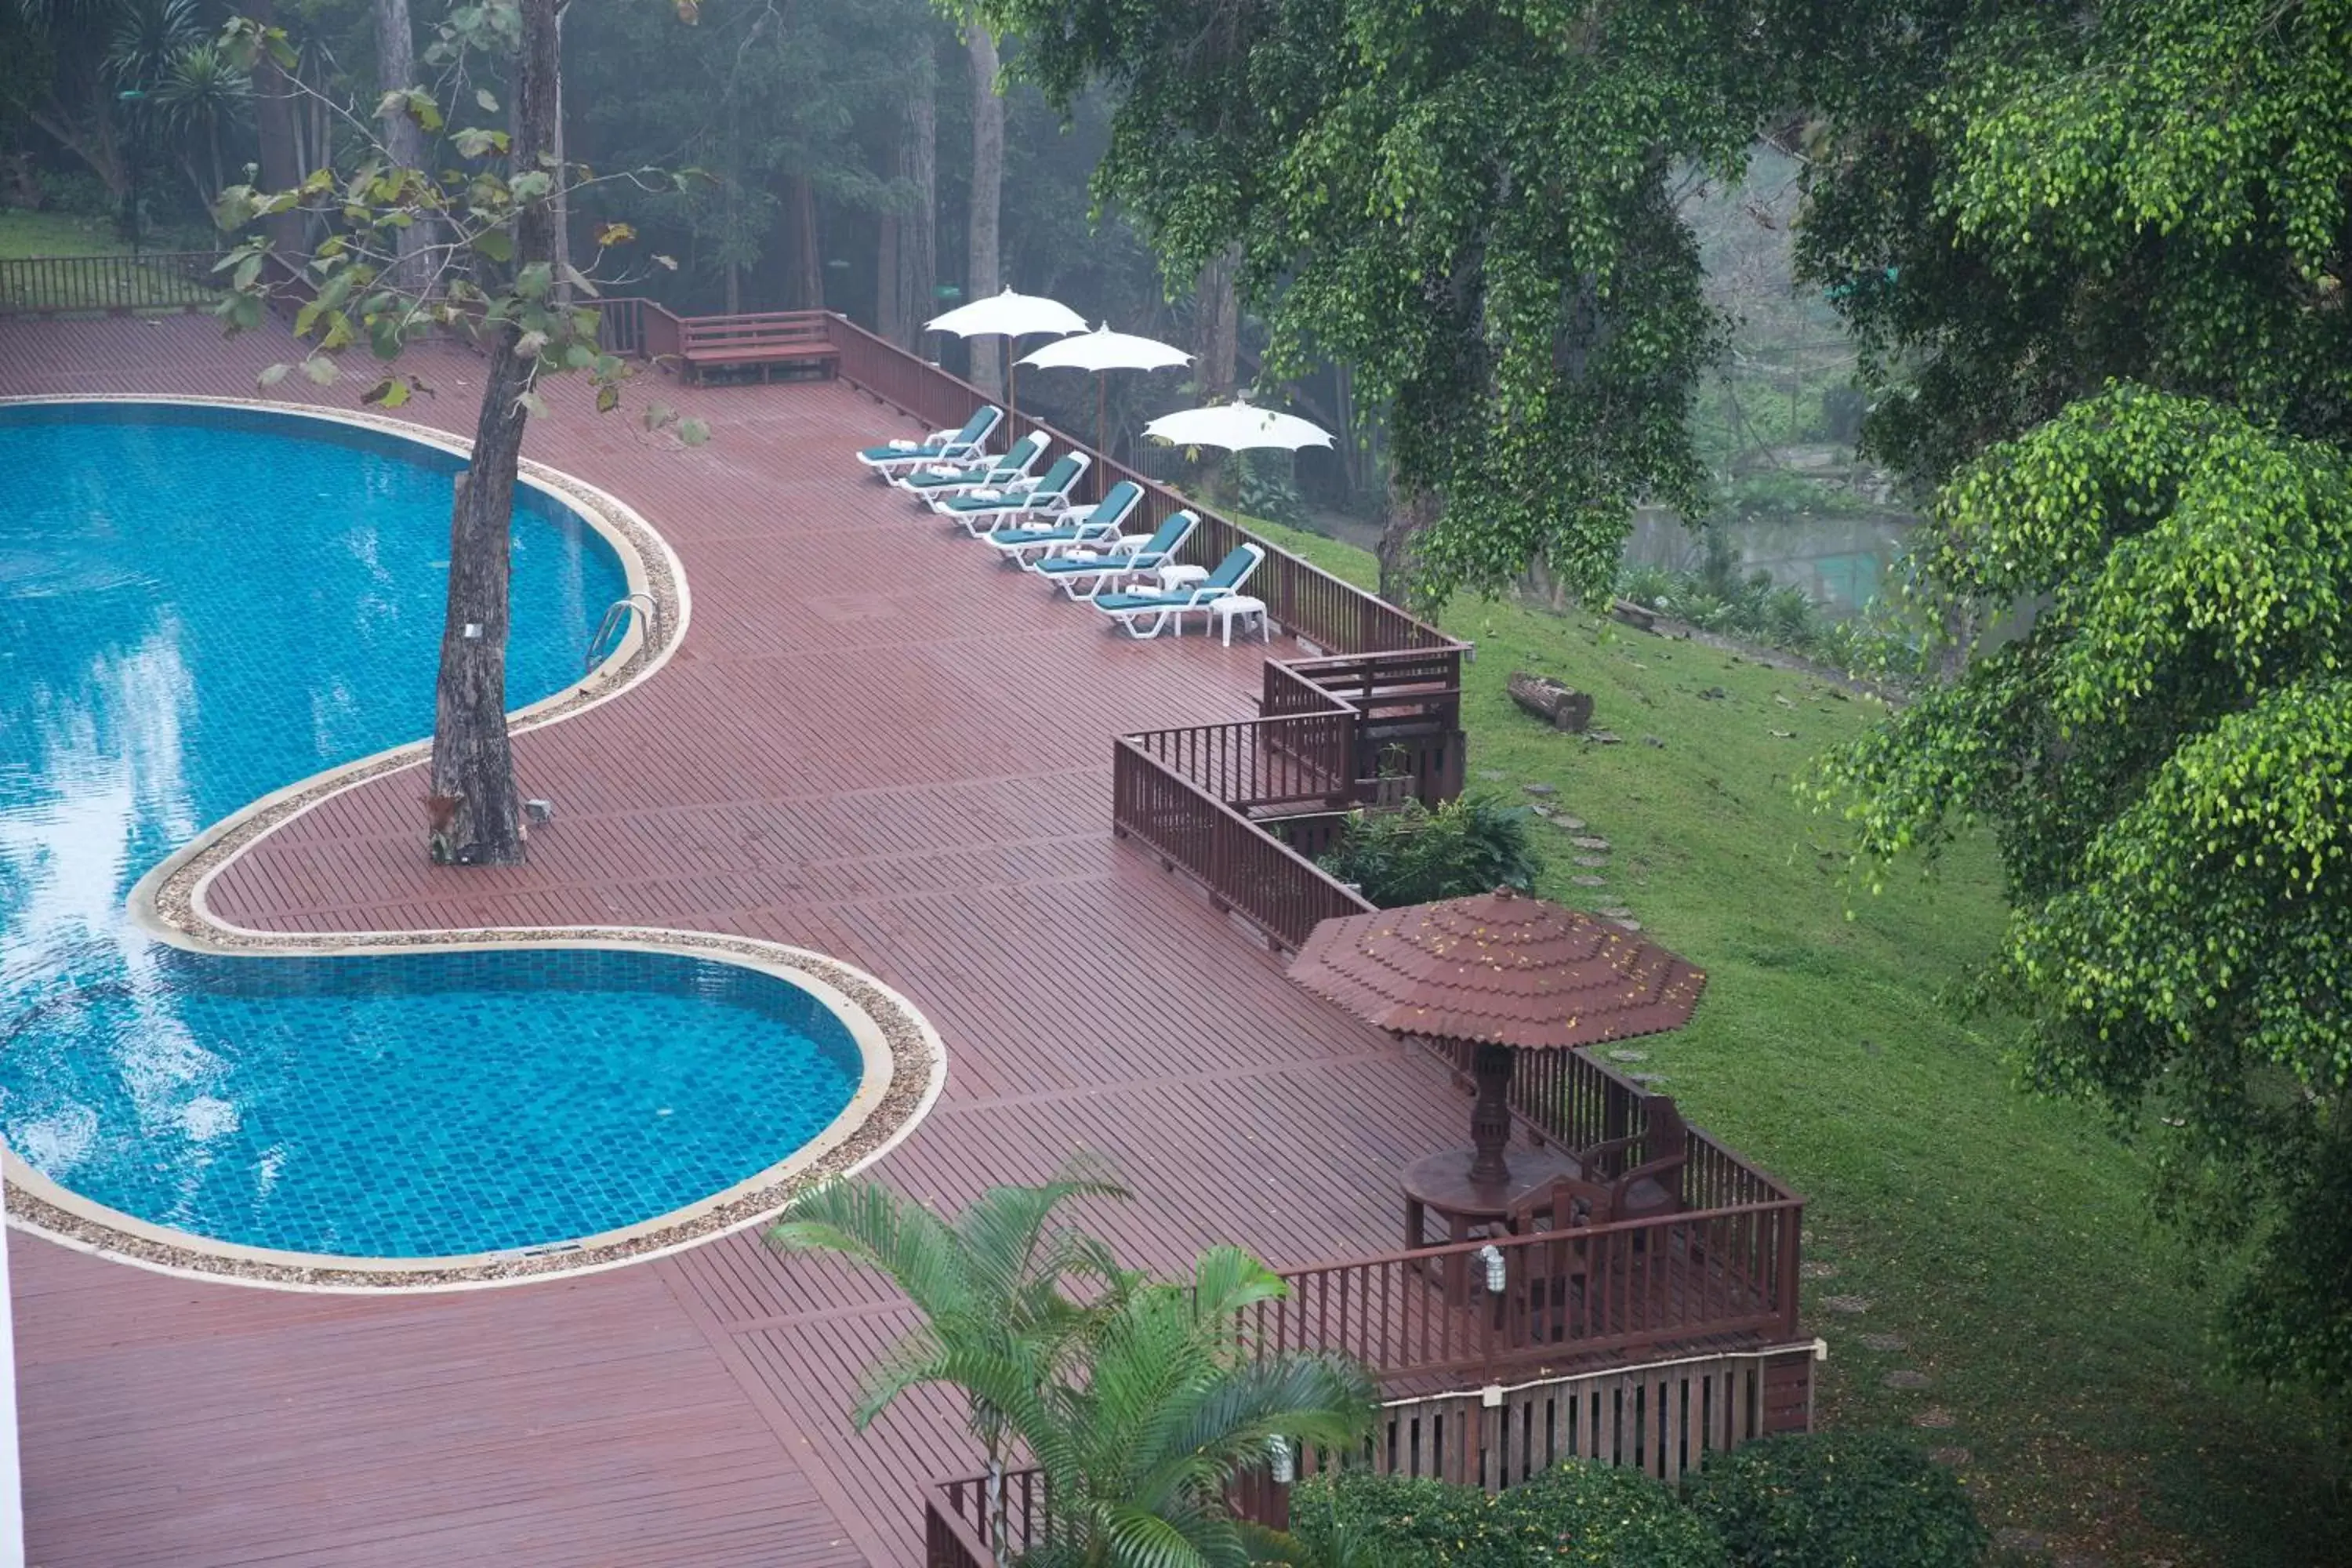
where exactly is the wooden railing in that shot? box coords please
[1256,1201,1803,1383]
[925,1342,1818,1567]
[1124,713,1357,814]
[1112,740,1377,950]
[0,250,227,316]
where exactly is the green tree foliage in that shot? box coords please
[1819,385,2352,1395]
[1290,1466,1725,1568]
[986,0,1782,606]
[1681,1432,1987,1568]
[1798,0,2352,485]
[1317,794,1541,909]
[775,1167,1374,1568]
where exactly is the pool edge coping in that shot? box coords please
[0,394,948,1294]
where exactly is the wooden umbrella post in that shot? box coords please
[1468,1040,1516,1185]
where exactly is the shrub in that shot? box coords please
[1682,1432,1987,1568]
[1317,793,1541,907]
[1290,1465,1726,1568]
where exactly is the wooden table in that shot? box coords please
[1400,1147,1587,1301]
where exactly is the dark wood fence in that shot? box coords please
[0,251,227,316]
[1112,739,1377,951]
[1254,1200,1803,1381]
[925,1342,1819,1568]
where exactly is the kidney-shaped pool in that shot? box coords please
[0,401,884,1270]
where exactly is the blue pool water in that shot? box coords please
[0,402,863,1259]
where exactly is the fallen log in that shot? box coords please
[1507,672,1594,732]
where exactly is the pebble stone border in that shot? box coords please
[2,394,946,1293]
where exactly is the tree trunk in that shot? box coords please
[372,0,437,293]
[1192,244,1242,496]
[247,0,307,258]
[905,65,938,347]
[791,172,822,308]
[1194,245,1241,403]
[426,0,561,867]
[964,24,1003,394]
[876,204,901,341]
[1376,479,1441,608]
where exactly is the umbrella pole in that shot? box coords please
[1468,1043,1516,1186]
[1096,376,1108,459]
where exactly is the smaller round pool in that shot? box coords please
[1,946,869,1260]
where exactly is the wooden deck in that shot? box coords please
[1,315,1513,1566]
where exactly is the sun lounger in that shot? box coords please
[937,453,1092,533]
[895,434,1046,499]
[1034,510,1200,599]
[855,406,1004,477]
[978,481,1144,567]
[1091,543,1264,638]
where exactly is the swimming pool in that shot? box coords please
[0,401,882,1268]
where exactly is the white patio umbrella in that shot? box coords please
[924,287,1087,417]
[1142,395,1334,452]
[1018,322,1192,455]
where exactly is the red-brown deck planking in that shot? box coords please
[1,314,1474,1566]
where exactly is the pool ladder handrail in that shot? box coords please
[584,593,657,673]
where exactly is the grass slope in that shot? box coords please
[1250,516,2344,1567]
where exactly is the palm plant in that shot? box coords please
[768,1156,1133,1566]
[1012,1247,1377,1568]
[154,40,249,204]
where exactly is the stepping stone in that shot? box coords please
[1530,804,1556,816]
[1799,1261,1838,1279]
[1769,728,1797,739]
[1608,918,1643,931]
[1570,874,1607,887]
[1927,1447,1971,1468]
[1587,730,1623,744]
[1642,735,1665,748]
[1598,906,1634,919]
[1569,835,1611,851]
[1523,782,1557,797]
[1698,686,1727,700]
[1859,1332,1907,1352]
[1627,1072,1668,1087]
[1821,1294,1870,1314]
[1574,855,1610,868]
[1912,1406,1958,1429]
[1553,815,1588,831]
[1479,770,1508,781]
[1883,1369,1933,1391]
[1606,1048,1649,1062]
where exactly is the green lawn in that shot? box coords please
[1250,516,2346,1567]
[0,208,136,259]
[0,208,223,312]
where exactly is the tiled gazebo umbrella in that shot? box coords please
[1289,887,1706,1192]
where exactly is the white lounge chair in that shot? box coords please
[895,434,1047,500]
[1091,543,1264,638]
[938,452,1092,534]
[979,481,1144,567]
[855,405,1004,477]
[1035,510,1200,599]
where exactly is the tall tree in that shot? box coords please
[1799,0,2352,1397]
[963,18,1003,394]
[989,0,1777,607]
[371,0,432,289]
[219,0,695,866]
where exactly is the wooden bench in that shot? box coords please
[675,312,841,384]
